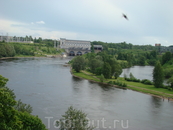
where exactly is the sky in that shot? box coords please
[0,0,173,46]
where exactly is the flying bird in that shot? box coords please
[122,13,128,20]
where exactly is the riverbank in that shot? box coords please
[71,69,173,101]
[0,54,63,60]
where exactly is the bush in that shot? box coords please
[141,79,153,85]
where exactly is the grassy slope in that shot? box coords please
[8,42,64,57]
[72,70,173,98]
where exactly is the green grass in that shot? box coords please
[72,71,100,82]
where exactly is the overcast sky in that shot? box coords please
[0,0,173,46]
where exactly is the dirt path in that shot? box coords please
[81,70,100,80]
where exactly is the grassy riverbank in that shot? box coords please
[0,42,64,59]
[71,70,173,99]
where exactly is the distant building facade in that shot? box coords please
[0,35,33,43]
[59,38,91,56]
[93,45,103,53]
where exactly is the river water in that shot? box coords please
[0,58,173,130]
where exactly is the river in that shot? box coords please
[0,58,173,130]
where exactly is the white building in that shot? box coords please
[59,38,91,56]
[60,38,91,50]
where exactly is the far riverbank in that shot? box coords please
[70,68,173,101]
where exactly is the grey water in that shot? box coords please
[0,58,173,130]
[120,66,154,80]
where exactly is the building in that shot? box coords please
[93,45,103,53]
[59,38,91,56]
[0,35,33,43]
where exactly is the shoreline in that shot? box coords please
[70,68,173,101]
[0,54,62,60]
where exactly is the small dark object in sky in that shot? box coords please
[122,13,128,20]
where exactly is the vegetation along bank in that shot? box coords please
[70,41,173,100]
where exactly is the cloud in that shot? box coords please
[0,19,76,39]
[36,21,45,24]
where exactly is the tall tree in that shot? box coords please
[153,62,164,88]
[72,56,86,72]
[102,62,111,79]
[88,58,103,74]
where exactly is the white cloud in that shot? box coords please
[0,19,76,39]
[36,21,45,24]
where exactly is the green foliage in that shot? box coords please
[100,74,105,82]
[163,68,173,78]
[0,75,47,130]
[141,79,153,85]
[56,106,94,130]
[72,56,86,72]
[18,112,47,130]
[162,51,172,65]
[88,58,103,74]
[95,67,103,75]
[138,56,146,66]
[102,62,111,79]
[167,76,173,90]
[0,43,16,57]
[153,62,164,88]
[108,80,127,87]
[14,99,33,114]
[125,73,141,82]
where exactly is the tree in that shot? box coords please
[72,56,86,72]
[102,62,111,79]
[153,62,164,88]
[162,51,172,65]
[0,88,22,130]
[0,75,47,130]
[112,64,122,79]
[14,99,33,114]
[88,58,103,74]
[18,111,47,130]
[167,76,173,90]
[56,106,94,130]
[138,56,146,66]
[100,74,105,82]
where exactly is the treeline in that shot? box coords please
[92,41,156,51]
[116,50,158,66]
[0,75,47,130]
[92,41,158,66]
[8,35,56,47]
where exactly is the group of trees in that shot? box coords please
[72,52,122,79]
[0,75,47,130]
[0,43,35,58]
[0,41,59,58]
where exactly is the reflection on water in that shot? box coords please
[151,96,162,108]
[0,58,173,130]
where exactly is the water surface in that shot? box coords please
[0,58,172,130]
